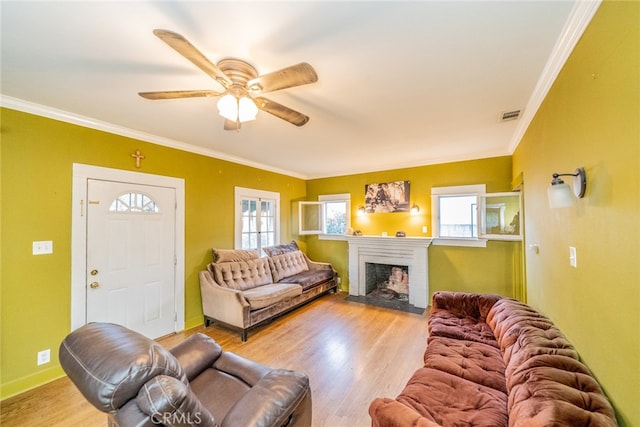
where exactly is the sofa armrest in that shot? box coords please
[369,398,442,427]
[199,270,249,328]
[303,253,334,271]
[430,291,501,321]
[220,370,311,427]
[135,375,216,426]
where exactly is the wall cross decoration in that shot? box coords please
[130,149,145,168]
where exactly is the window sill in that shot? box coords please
[318,234,348,241]
[431,238,487,248]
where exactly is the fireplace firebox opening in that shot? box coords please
[365,262,409,302]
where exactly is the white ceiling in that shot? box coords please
[1,1,584,179]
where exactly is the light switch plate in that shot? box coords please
[569,246,577,268]
[33,240,53,255]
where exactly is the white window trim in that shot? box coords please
[299,201,325,235]
[319,193,351,237]
[234,186,280,251]
[431,184,487,248]
[302,193,351,239]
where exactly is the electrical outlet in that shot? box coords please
[33,240,53,255]
[37,349,50,366]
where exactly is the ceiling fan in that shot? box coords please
[139,29,318,130]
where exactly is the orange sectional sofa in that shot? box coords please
[369,291,618,427]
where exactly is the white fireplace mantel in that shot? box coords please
[346,236,432,308]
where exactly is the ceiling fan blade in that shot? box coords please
[224,119,241,131]
[247,63,318,94]
[138,90,224,100]
[153,29,232,89]
[254,97,310,127]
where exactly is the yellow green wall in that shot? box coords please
[512,1,639,425]
[3,6,636,425]
[0,108,306,398]
[305,156,522,299]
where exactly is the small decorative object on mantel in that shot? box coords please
[130,149,145,168]
[353,230,363,236]
[395,231,406,237]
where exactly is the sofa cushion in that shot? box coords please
[213,248,259,263]
[428,308,499,348]
[277,268,335,291]
[268,250,309,282]
[396,367,508,427]
[242,283,302,310]
[209,258,273,291]
[504,325,579,380]
[262,241,300,257]
[431,291,501,322]
[508,355,618,426]
[487,298,555,354]
[423,337,507,393]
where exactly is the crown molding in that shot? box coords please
[508,0,602,154]
[0,95,306,180]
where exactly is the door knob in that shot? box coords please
[89,282,100,289]
[90,269,99,276]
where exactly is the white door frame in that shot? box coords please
[71,163,185,332]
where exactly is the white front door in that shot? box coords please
[86,179,176,338]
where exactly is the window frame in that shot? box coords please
[234,187,280,254]
[431,184,487,247]
[299,193,351,239]
[478,191,522,241]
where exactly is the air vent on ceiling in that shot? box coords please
[500,110,521,122]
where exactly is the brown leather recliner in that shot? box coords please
[59,323,312,426]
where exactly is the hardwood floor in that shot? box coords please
[0,292,428,427]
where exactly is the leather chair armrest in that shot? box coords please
[220,369,311,427]
[135,375,216,426]
[169,334,223,382]
[110,399,155,427]
[212,351,272,386]
[369,398,442,427]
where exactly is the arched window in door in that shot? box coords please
[109,192,160,213]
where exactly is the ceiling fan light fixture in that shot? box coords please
[143,30,317,128]
[217,94,238,121]
[217,94,258,123]
[238,96,258,122]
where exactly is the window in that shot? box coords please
[478,192,522,240]
[438,195,478,238]
[299,193,350,237]
[109,192,159,213]
[235,187,279,254]
[432,185,522,246]
[432,184,485,247]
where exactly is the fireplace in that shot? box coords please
[365,263,409,301]
[346,236,432,308]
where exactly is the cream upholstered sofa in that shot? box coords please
[199,242,337,341]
